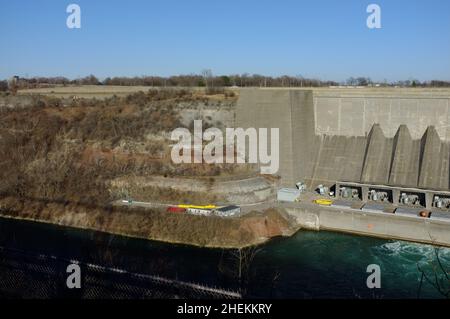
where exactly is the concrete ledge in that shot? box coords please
[285,204,450,247]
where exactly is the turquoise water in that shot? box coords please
[249,231,450,298]
[0,217,449,299]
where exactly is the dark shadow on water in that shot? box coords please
[0,217,448,299]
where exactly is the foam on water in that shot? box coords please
[376,241,450,262]
[372,240,450,282]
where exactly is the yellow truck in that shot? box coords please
[178,204,217,209]
[313,199,333,206]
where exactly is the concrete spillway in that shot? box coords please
[236,88,450,190]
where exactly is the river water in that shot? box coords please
[0,217,449,299]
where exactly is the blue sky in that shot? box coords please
[1,0,449,82]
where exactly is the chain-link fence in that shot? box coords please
[0,247,241,299]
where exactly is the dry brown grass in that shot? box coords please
[0,196,293,248]
[0,89,249,206]
[18,86,239,101]
[0,89,287,247]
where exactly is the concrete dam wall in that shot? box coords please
[236,88,450,190]
[314,89,450,140]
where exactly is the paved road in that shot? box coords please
[114,199,277,215]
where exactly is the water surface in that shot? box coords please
[0,217,448,298]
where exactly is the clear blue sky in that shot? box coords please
[1,0,449,82]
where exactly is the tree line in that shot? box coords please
[1,73,450,91]
[345,77,450,88]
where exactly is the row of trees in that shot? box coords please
[1,73,339,89]
[346,77,450,88]
[2,74,450,91]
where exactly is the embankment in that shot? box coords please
[0,196,296,249]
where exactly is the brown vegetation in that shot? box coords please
[0,92,179,204]
[0,89,269,247]
[0,196,294,248]
[0,89,242,204]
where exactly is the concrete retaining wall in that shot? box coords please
[285,206,450,247]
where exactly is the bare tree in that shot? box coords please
[296,74,304,87]
[217,245,263,296]
[417,246,450,298]
[0,80,8,92]
[201,69,213,89]
[7,76,18,95]
[346,77,356,86]
[417,231,450,299]
[231,246,262,294]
